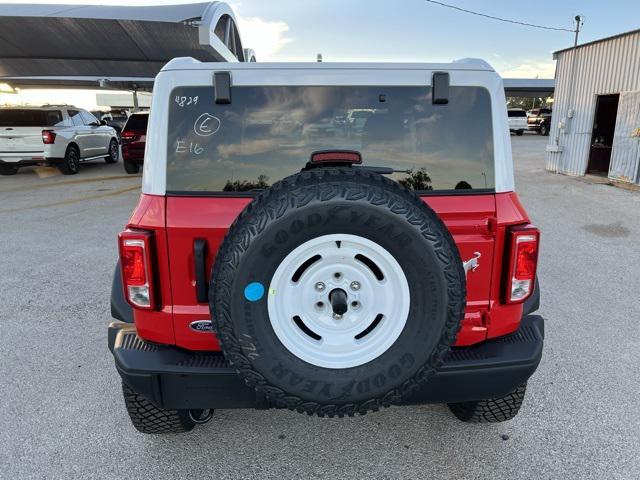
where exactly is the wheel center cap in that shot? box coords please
[328,288,348,316]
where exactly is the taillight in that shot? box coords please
[121,131,135,140]
[41,130,56,144]
[310,150,362,164]
[118,229,156,309]
[505,225,539,303]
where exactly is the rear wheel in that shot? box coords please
[105,139,119,163]
[121,382,212,434]
[124,160,140,174]
[539,123,549,136]
[447,383,527,423]
[58,146,80,175]
[0,164,18,175]
[516,129,524,136]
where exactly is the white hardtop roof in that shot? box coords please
[161,57,496,72]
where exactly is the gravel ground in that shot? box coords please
[1,136,638,479]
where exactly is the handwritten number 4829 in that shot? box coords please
[175,95,199,107]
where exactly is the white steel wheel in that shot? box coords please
[268,234,410,369]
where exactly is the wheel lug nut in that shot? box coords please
[350,281,361,291]
[333,313,343,320]
[315,282,326,292]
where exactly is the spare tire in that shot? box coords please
[210,167,466,416]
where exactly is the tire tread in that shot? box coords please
[447,383,527,423]
[121,382,194,434]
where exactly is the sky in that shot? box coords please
[2,0,640,107]
[231,0,640,77]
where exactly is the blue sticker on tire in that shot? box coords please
[244,282,265,302]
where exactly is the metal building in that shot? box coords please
[546,29,640,185]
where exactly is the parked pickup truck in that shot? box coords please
[109,58,544,434]
[527,108,552,136]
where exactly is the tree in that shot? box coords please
[507,96,553,111]
[223,174,270,192]
[398,168,433,191]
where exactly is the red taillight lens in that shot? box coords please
[505,225,539,303]
[514,239,537,279]
[119,229,155,309]
[121,131,136,140]
[121,240,146,285]
[41,130,56,144]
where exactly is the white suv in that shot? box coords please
[0,106,119,175]
[507,108,527,136]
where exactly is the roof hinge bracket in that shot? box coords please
[214,71,232,104]
[432,71,449,105]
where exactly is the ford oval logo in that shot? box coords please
[189,320,214,333]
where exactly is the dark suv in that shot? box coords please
[121,112,148,174]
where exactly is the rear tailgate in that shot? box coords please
[166,194,496,350]
[0,127,44,157]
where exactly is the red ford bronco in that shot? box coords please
[109,58,543,433]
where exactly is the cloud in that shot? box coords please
[232,5,293,60]
[499,60,556,79]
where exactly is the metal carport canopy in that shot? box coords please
[0,1,248,90]
[503,78,555,98]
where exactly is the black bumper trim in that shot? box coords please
[109,315,544,410]
[110,262,133,323]
[0,157,64,167]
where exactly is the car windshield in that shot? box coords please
[166,85,494,193]
[0,109,62,127]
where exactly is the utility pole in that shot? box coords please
[565,15,582,130]
[555,15,582,172]
[573,15,581,49]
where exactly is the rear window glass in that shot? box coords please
[124,114,148,131]
[508,110,526,117]
[0,109,63,127]
[166,86,494,193]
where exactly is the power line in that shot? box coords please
[424,0,576,32]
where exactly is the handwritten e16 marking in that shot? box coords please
[175,139,204,155]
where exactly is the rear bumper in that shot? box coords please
[108,315,544,410]
[0,157,63,167]
[121,143,145,162]
[122,151,144,163]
